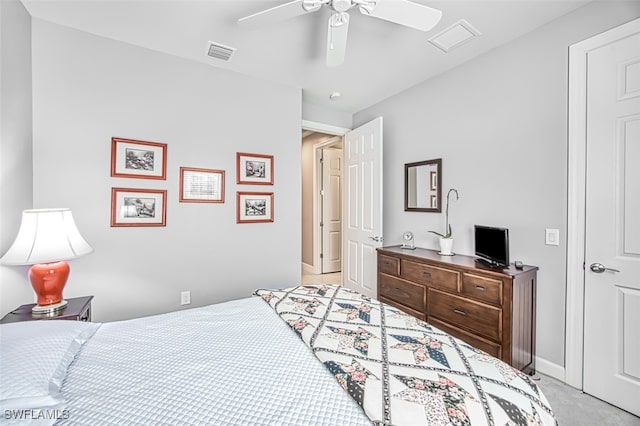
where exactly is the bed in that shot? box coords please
[0,284,556,425]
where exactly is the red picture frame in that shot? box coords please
[179,167,225,203]
[111,137,167,180]
[110,187,167,227]
[236,191,274,223]
[236,152,274,185]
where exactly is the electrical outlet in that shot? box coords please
[545,228,560,246]
[180,291,191,305]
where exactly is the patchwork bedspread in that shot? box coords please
[255,285,556,426]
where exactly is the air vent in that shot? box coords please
[206,41,236,61]
[428,19,481,53]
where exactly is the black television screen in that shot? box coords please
[474,225,510,267]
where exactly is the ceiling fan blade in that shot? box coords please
[238,0,313,28]
[360,0,442,32]
[326,13,350,67]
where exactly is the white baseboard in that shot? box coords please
[535,356,566,382]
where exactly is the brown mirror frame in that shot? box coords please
[404,158,442,212]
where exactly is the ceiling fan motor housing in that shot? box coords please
[331,0,353,12]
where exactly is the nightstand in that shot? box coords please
[0,296,93,324]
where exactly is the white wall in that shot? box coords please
[302,102,352,130]
[27,20,302,322]
[354,1,640,369]
[0,0,34,316]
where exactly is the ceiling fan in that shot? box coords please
[238,0,442,66]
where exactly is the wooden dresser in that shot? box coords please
[377,246,537,374]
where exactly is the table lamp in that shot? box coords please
[0,208,93,313]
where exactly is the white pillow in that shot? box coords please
[0,319,100,425]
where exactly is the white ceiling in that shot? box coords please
[21,0,591,115]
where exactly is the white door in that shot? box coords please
[321,148,342,273]
[583,20,640,416]
[343,117,383,298]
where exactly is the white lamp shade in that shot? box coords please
[0,208,93,265]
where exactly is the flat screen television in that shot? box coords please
[474,225,510,267]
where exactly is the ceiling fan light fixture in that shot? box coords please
[330,12,350,27]
[238,0,443,66]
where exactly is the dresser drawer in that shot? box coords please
[379,274,425,312]
[428,317,502,358]
[427,288,502,341]
[380,296,426,321]
[379,255,400,276]
[401,260,459,292]
[461,273,503,306]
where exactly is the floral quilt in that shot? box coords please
[254,285,556,426]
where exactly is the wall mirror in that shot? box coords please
[405,158,442,212]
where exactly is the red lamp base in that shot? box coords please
[28,261,70,313]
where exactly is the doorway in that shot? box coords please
[300,117,384,295]
[301,128,344,280]
[566,17,640,416]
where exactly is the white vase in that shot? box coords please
[439,237,454,255]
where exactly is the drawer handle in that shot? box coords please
[453,308,467,316]
[422,272,431,277]
[475,285,486,292]
[384,262,391,266]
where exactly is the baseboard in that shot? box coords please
[535,356,566,382]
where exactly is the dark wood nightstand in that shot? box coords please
[0,296,93,324]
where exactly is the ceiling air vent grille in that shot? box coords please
[206,41,236,61]
[428,19,481,53]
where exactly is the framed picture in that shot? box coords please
[236,152,274,185]
[111,137,167,180]
[111,188,167,227]
[430,171,437,190]
[179,167,225,203]
[236,191,274,223]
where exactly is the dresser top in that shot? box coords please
[378,246,537,277]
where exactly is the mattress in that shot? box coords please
[57,296,371,425]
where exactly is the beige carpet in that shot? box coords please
[535,374,639,425]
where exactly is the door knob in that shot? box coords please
[368,236,383,243]
[589,263,620,273]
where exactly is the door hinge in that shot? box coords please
[320,253,323,259]
[320,222,324,227]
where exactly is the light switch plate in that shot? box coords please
[545,228,560,246]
